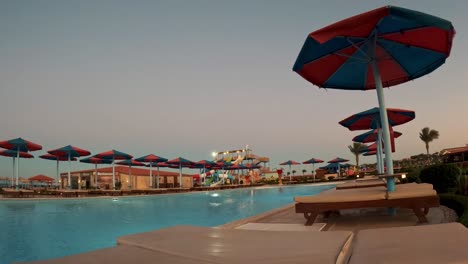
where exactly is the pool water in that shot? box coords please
[0,184,334,264]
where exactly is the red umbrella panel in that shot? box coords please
[40,154,77,188]
[135,154,168,188]
[0,138,42,189]
[0,150,34,187]
[95,150,133,190]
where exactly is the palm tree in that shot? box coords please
[292,170,296,176]
[419,127,439,155]
[302,169,307,176]
[348,142,366,169]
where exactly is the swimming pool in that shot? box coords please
[0,184,334,264]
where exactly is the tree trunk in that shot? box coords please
[426,142,430,155]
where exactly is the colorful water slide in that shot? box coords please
[232,155,244,165]
[210,173,230,187]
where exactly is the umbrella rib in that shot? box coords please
[346,37,371,62]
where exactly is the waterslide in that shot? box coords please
[232,155,244,165]
[210,173,231,187]
[198,170,215,183]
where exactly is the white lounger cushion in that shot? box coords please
[118,225,354,264]
[349,223,468,264]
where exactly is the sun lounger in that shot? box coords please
[349,223,468,264]
[1,188,35,198]
[295,183,439,225]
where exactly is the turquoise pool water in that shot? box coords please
[0,184,334,264]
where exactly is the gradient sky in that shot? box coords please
[1,0,467,177]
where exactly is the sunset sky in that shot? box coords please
[1,0,467,177]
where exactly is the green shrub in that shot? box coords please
[327,176,334,181]
[115,181,122,190]
[439,193,468,227]
[405,166,422,183]
[419,164,461,193]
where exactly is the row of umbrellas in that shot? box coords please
[292,5,454,193]
[280,157,349,181]
[0,138,208,190]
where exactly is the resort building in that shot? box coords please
[60,166,193,189]
[441,144,468,168]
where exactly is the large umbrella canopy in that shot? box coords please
[293,5,454,191]
[339,108,415,131]
[302,158,324,181]
[167,157,194,188]
[353,128,402,143]
[0,150,33,187]
[48,145,91,190]
[95,150,133,190]
[40,154,77,188]
[80,157,113,188]
[135,154,168,189]
[29,174,54,182]
[116,159,145,190]
[364,150,378,156]
[0,137,42,152]
[0,137,42,189]
[279,160,301,181]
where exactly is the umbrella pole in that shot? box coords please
[56,160,59,189]
[149,163,153,188]
[179,163,182,189]
[156,165,160,189]
[313,164,315,182]
[371,33,395,191]
[129,165,132,190]
[68,153,71,190]
[112,158,116,190]
[12,157,15,188]
[95,164,98,188]
[16,147,20,190]
[289,164,292,182]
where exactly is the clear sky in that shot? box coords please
[1,0,467,177]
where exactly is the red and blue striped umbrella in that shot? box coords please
[339,108,415,131]
[80,157,113,188]
[293,5,455,189]
[48,145,91,190]
[0,138,42,189]
[116,159,145,190]
[328,157,349,177]
[0,150,34,187]
[95,150,133,190]
[40,154,77,188]
[167,157,195,188]
[279,160,301,181]
[302,158,324,181]
[135,154,168,189]
[353,128,402,143]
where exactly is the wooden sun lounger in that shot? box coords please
[295,184,439,226]
[336,180,386,190]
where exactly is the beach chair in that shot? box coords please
[335,179,386,190]
[295,183,439,225]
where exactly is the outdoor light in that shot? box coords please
[401,174,406,179]
[212,152,216,157]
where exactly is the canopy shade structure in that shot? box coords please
[0,138,42,189]
[95,150,133,190]
[293,5,455,191]
[135,154,168,188]
[40,154,77,188]
[279,160,301,181]
[353,128,402,143]
[0,150,34,187]
[47,145,91,189]
[302,158,324,182]
[167,157,195,188]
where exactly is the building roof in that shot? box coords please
[441,145,468,155]
[60,166,191,177]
